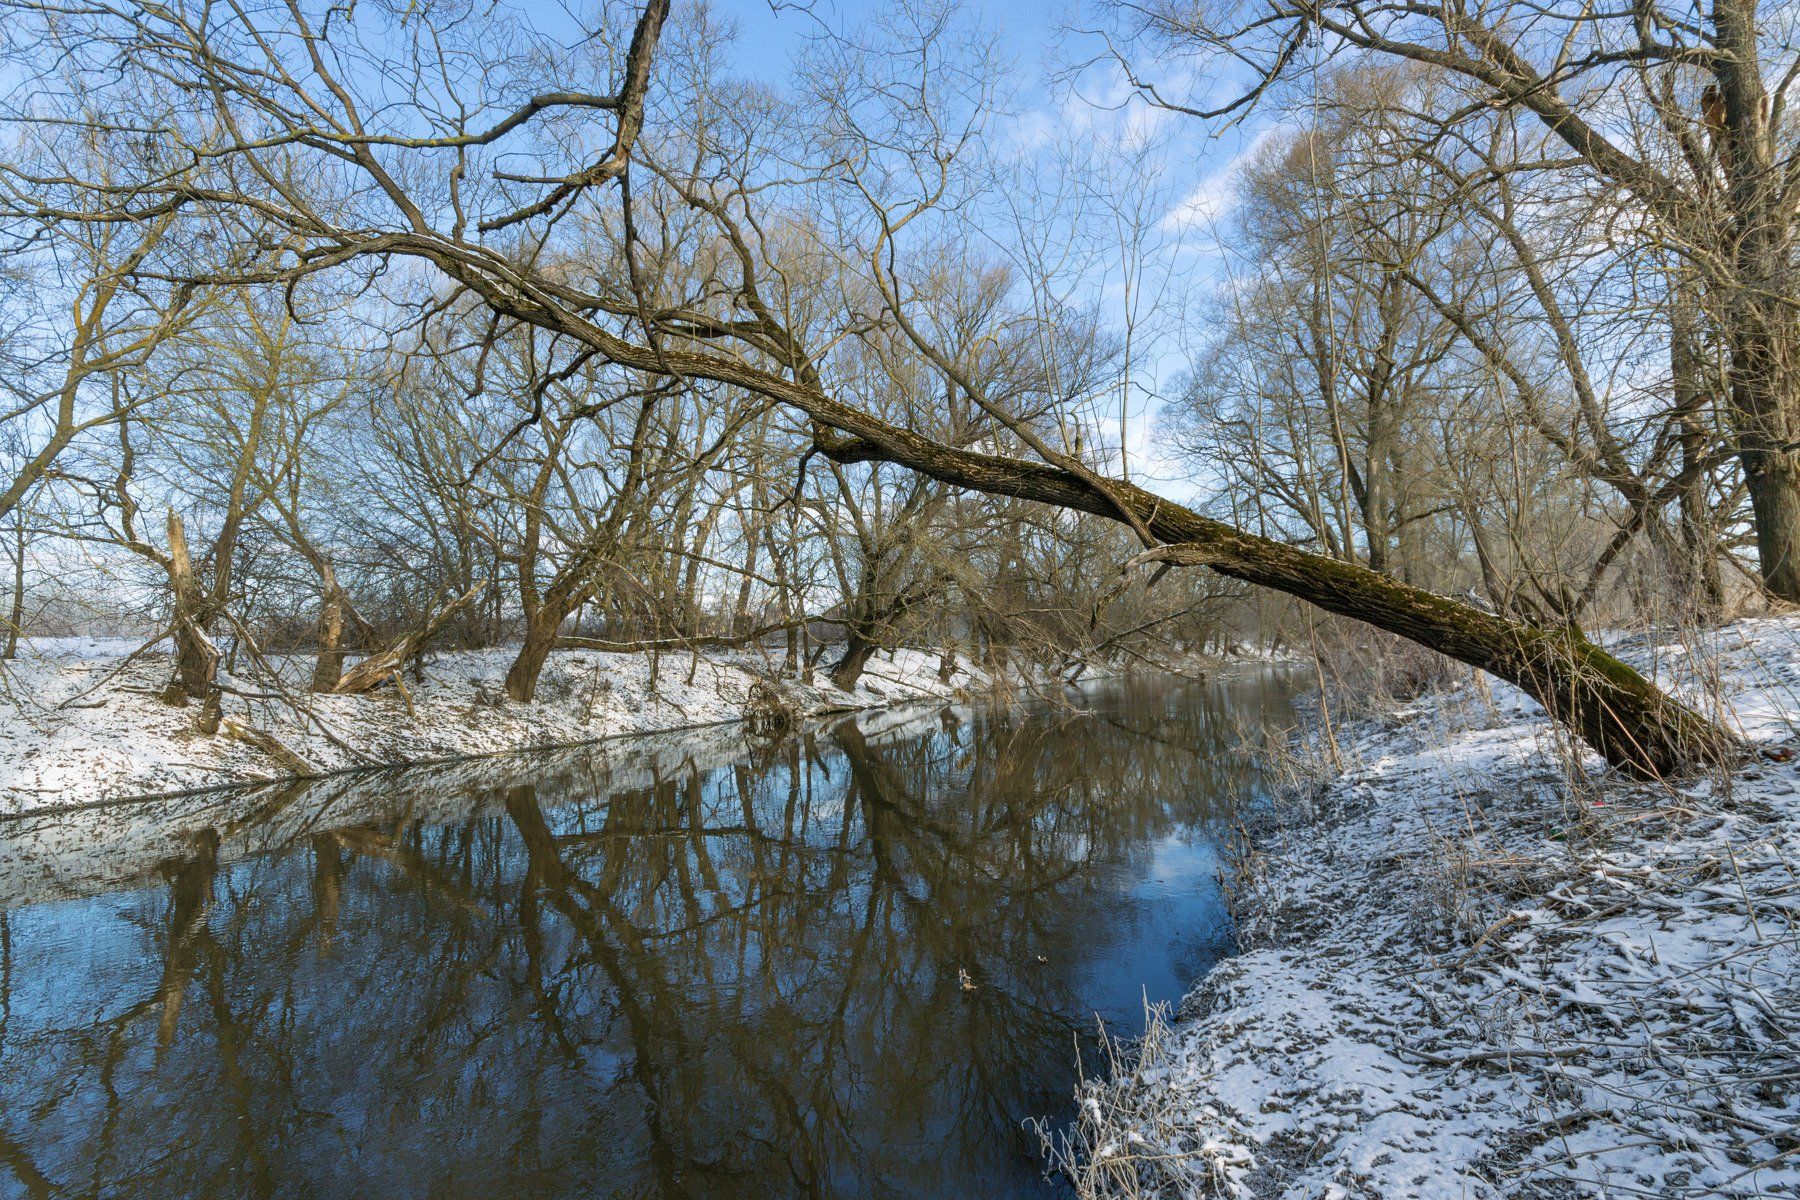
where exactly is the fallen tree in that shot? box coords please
[376,260,1738,778]
[807,425,1741,779]
[330,584,487,698]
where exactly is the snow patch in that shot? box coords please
[1069,617,1800,1198]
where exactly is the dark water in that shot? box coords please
[0,672,1294,1200]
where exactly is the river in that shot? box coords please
[0,671,1296,1199]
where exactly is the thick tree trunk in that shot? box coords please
[1729,331,1800,603]
[1711,12,1800,603]
[506,613,566,703]
[159,512,220,728]
[309,564,347,693]
[816,431,1740,778]
[829,631,879,691]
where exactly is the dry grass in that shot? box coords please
[1035,1002,1255,1200]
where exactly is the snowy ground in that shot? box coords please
[1067,617,1800,1199]
[0,637,1009,813]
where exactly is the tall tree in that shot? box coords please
[1108,0,1800,601]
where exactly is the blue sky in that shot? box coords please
[708,0,1277,495]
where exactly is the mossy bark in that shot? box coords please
[816,433,1739,780]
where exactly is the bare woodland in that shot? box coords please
[2,0,1798,775]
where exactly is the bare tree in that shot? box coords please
[1103,0,1800,602]
[0,0,1742,773]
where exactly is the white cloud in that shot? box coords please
[1160,124,1289,232]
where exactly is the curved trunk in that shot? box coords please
[815,431,1740,779]
[506,608,568,703]
[829,632,879,691]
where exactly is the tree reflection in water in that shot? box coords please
[0,674,1294,1200]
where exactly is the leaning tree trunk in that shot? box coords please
[331,584,485,696]
[829,629,879,691]
[506,594,578,703]
[812,428,1740,779]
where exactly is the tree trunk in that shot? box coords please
[3,500,23,659]
[506,606,568,703]
[309,562,347,692]
[829,631,879,691]
[1711,10,1800,603]
[159,512,220,725]
[1361,390,1398,576]
[1669,303,1726,616]
[817,431,1739,778]
[331,583,485,696]
[1728,326,1800,603]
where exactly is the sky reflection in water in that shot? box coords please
[0,672,1295,1200]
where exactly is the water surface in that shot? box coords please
[0,672,1294,1199]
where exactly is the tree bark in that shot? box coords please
[829,631,879,691]
[331,584,484,696]
[159,512,221,724]
[816,431,1739,778]
[309,562,347,692]
[1710,0,1800,603]
[505,606,568,703]
[3,500,24,659]
[1669,299,1726,615]
[1727,324,1800,602]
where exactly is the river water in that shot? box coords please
[0,672,1295,1199]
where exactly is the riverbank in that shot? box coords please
[1068,617,1800,1198]
[0,638,1019,814]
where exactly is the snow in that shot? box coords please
[1066,617,1800,1199]
[0,698,961,910]
[0,638,1000,814]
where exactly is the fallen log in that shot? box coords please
[330,584,486,696]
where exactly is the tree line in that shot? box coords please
[1,0,1794,774]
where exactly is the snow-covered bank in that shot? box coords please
[0,697,960,910]
[0,638,1014,813]
[1070,618,1800,1199]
